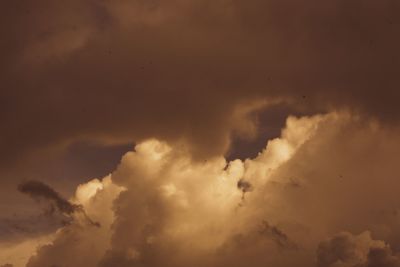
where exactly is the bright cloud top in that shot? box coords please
[4,112,400,267]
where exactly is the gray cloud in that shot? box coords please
[18,180,80,215]
[317,231,400,267]
[18,180,100,230]
[1,0,400,172]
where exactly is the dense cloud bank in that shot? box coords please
[1,113,398,266]
[1,0,400,168]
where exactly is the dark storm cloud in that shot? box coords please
[18,180,100,228]
[1,0,400,171]
[18,180,79,215]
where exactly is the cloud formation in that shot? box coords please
[3,112,397,267]
[24,177,122,267]
[317,231,400,267]
[2,2,400,266]
[1,0,400,171]
[18,181,80,216]
[18,180,100,228]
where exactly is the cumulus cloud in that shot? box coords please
[317,231,400,267]
[6,114,318,267]
[0,234,53,267]
[2,1,400,266]
[4,109,400,267]
[3,112,394,267]
[24,177,123,267]
[2,1,400,238]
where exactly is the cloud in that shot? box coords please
[18,180,100,229]
[1,0,400,173]
[18,180,80,216]
[19,113,313,266]
[20,114,321,267]
[24,177,123,267]
[2,2,400,266]
[0,234,53,267]
[4,111,400,267]
[0,213,67,243]
[317,231,400,267]
[259,220,297,249]
[1,1,400,230]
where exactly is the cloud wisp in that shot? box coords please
[18,180,100,228]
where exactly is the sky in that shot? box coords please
[1,1,400,267]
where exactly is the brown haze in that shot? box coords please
[1,1,400,267]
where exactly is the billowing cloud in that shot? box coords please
[24,177,123,267]
[6,112,397,267]
[0,234,53,267]
[2,2,400,241]
[317,231,400,267]
[2,2,400,267]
